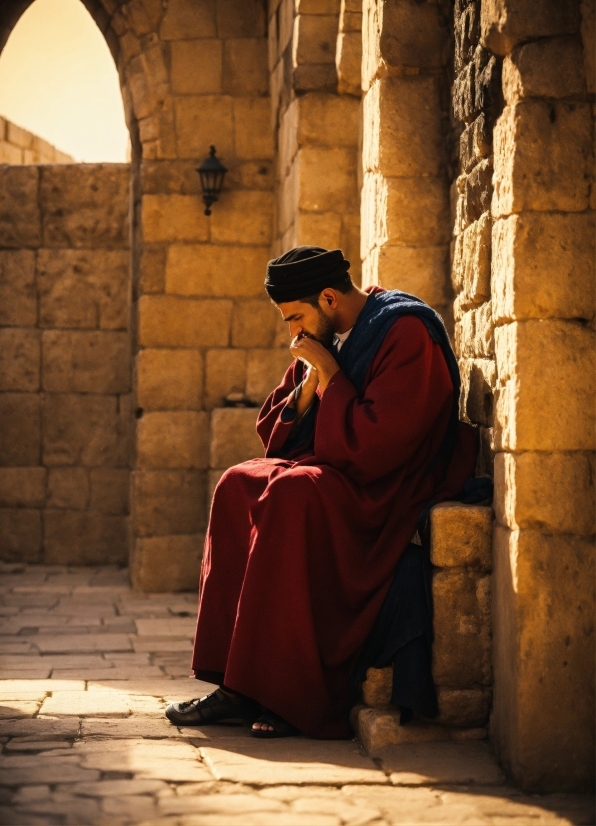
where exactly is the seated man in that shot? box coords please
[166,246,476,739]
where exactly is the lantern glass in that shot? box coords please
[197,146,227,215]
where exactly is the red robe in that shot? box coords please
[192,310,477,739]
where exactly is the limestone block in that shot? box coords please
[436,688,491,727]
[216,0,265,37]
[460,114,491,175]
[492,526,594,791]
[160,0,216,39]
[454,0,480,72]
[493,320,595,451]
[0,250,36,327]
[0,166,40,247]
[136,349,203,410]
[136,411,209,469]
[293,14,338,66]
[432,570,492,687]
[209,408,263,468]
[170,39,222,94]
[141,160,203,195]
[142,195,209,243]
[174,96,233,160]
[132,470,206,536]
[0,509,42,563]
[352,706,449,755]
[373,245,450,309]
[494,451,595,535]
[336,32,362,97]
[223,38,268,96]
[165,244,268,298]
[361,667,392,708]
[363,77,445,178]
[47,468,90,510]
[0,329,40,392]
[277,162,300,235]
[459,357,496,427]
[455,302,494,359]
[204,349,247,409]
[453,48,500,126]
[234,98,274,160]
[581,0,595,93]
[42,394,128,467]
[44,511,128,565]
[231,302,280,349]
[491,213,595,324]
[452,212,491,308]
[232,161,274,191]
[295,0,340,12]
[246,349,293,404]
[89,468,129,515]
[0,141,22,164]
[0,468,46,508]
[374,0,446,75]
[42,331,130,394]
[278,100,298,177]
[37,249,129,331]
[40,165,129,248]
[463,159,493,227]
[0,394,41,466]
[296,94,360,149]
[138,296,232,347]
[431,503,492,570]
[481,0,581,56]
[209,191,273,246]
[132,533,204,592]
[492,102,592,217]
[503,36,586,104]
[384,177,451,247]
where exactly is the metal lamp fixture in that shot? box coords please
[197,145,227,216]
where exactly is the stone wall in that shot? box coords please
[0,164,131,565]
[0,116,74,164]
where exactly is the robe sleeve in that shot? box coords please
[256,359,306,456]
[314,316,453,486]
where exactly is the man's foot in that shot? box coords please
[165,688,258,726]
[251,709,299,738]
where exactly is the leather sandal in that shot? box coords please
[251,709,299,738]
[165,688,259,726]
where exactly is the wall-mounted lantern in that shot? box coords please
[197,146,227,216]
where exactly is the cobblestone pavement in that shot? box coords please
[0,563,593,826]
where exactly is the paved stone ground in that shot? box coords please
[0,563,593,826]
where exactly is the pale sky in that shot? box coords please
[0,0,129,162]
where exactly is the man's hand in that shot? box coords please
[290,335,340,393]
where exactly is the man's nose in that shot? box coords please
[289,321,302,338]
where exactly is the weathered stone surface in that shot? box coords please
[0,394,41,466]
[136,348,203,410]
[137,411,209,469]
[380,741,504,786]
[170,38,222,94]
[139,244,166,294]
[361,667,392,708]
[40,165,129,248]
[352,706,449,755]
[0,166,40,247]
[223,38,268,96]
[132,470,206,536]
[433,570,492,687]
[494,320,595,451]
[210,192,273,246]
[463,158,493,227]
[436,688,492,727]
[209,408,263,468]
[0,329,40,392]
[0,468,45,508]
[142,194,209,243]
[138,296,232,348]
[452,47,500,125]
[231,301,280,348]
[0,509,42,562]
[165,244,268,298]
[297,148,358,214]
[293,14,339,66]
[494,451,595,535]
[47,468,89,510]
[216,0,265,37]
[246,349,292,404]
[481,0,581,55]
[132,534,203,592]
[452,212,491,307]
[431,503,492,570]
[43,511,128,565]
[42,395,128,467]
[160,0,216,39]
[503,36,586,104]
[0,250,36,326]
[174,95,234,159]
[42,331,130,394]
[89,469,130,515]
[459,357,496,427]
[372,245,450,309]
[204,349,247,409]
[455,302,494,359]
[37,249,129,331]
[233,98,274,160]
[460,114,492,175]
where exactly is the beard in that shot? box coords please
[306,308,335,348]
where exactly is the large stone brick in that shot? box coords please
[451,212,491,307]
[295,210,342,250]
[233,98,274,160]
[138,245,166,295]
[160,0,216,39]
[174,96,234,160]
[42,395,128,467]
[336,31,362,96]
[494,320,595,452]
[231,301,280,348]
[432,570,492,687]
[383,177,451,247]
[459,357,496,427]
[170,38,222,94]
[353,706,449,753]
[492,526,594,791]
[136,411,209,469]
[0,394,41,466]
[0,250,36,326]
[209,191,273,246]
[246,349,294,404]
[460,114,491,175]
[431,503,492,571]
[0,468,46,508]
[132,533,204,592]
[436,688,491,727]
[293,14,339,65]
[0,166,40,247]
[295,94,360,150]
[42,331,130,394]
[0,509,42,563]
[503,36,586,104]
[0,329,40,392]
[205,349,247,409]
[165,244,269,298]
[209,408,263,468]
[297,148,358,212]
[492,102,592,216]
[89,468,129,515]
[373,245,450,309]
[132,470,206,536]
[452,48,500,125]
[37,249,129,331]
[47,467,89,510]
[136,348,203,410]
[216,0,265,37]
[494,451,595,536]
[44,511,128,565]
[141,194,209,242]
[40,165,129,248]
[491,213,595,323]
[454,302,494,359]
[138,296,232,347]
[223,38,268,96]
[481,0,581,55]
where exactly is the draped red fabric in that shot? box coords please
[191,315,477,738]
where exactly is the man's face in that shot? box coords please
[277,297,336,347]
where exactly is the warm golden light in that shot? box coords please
[0,0,129,162]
